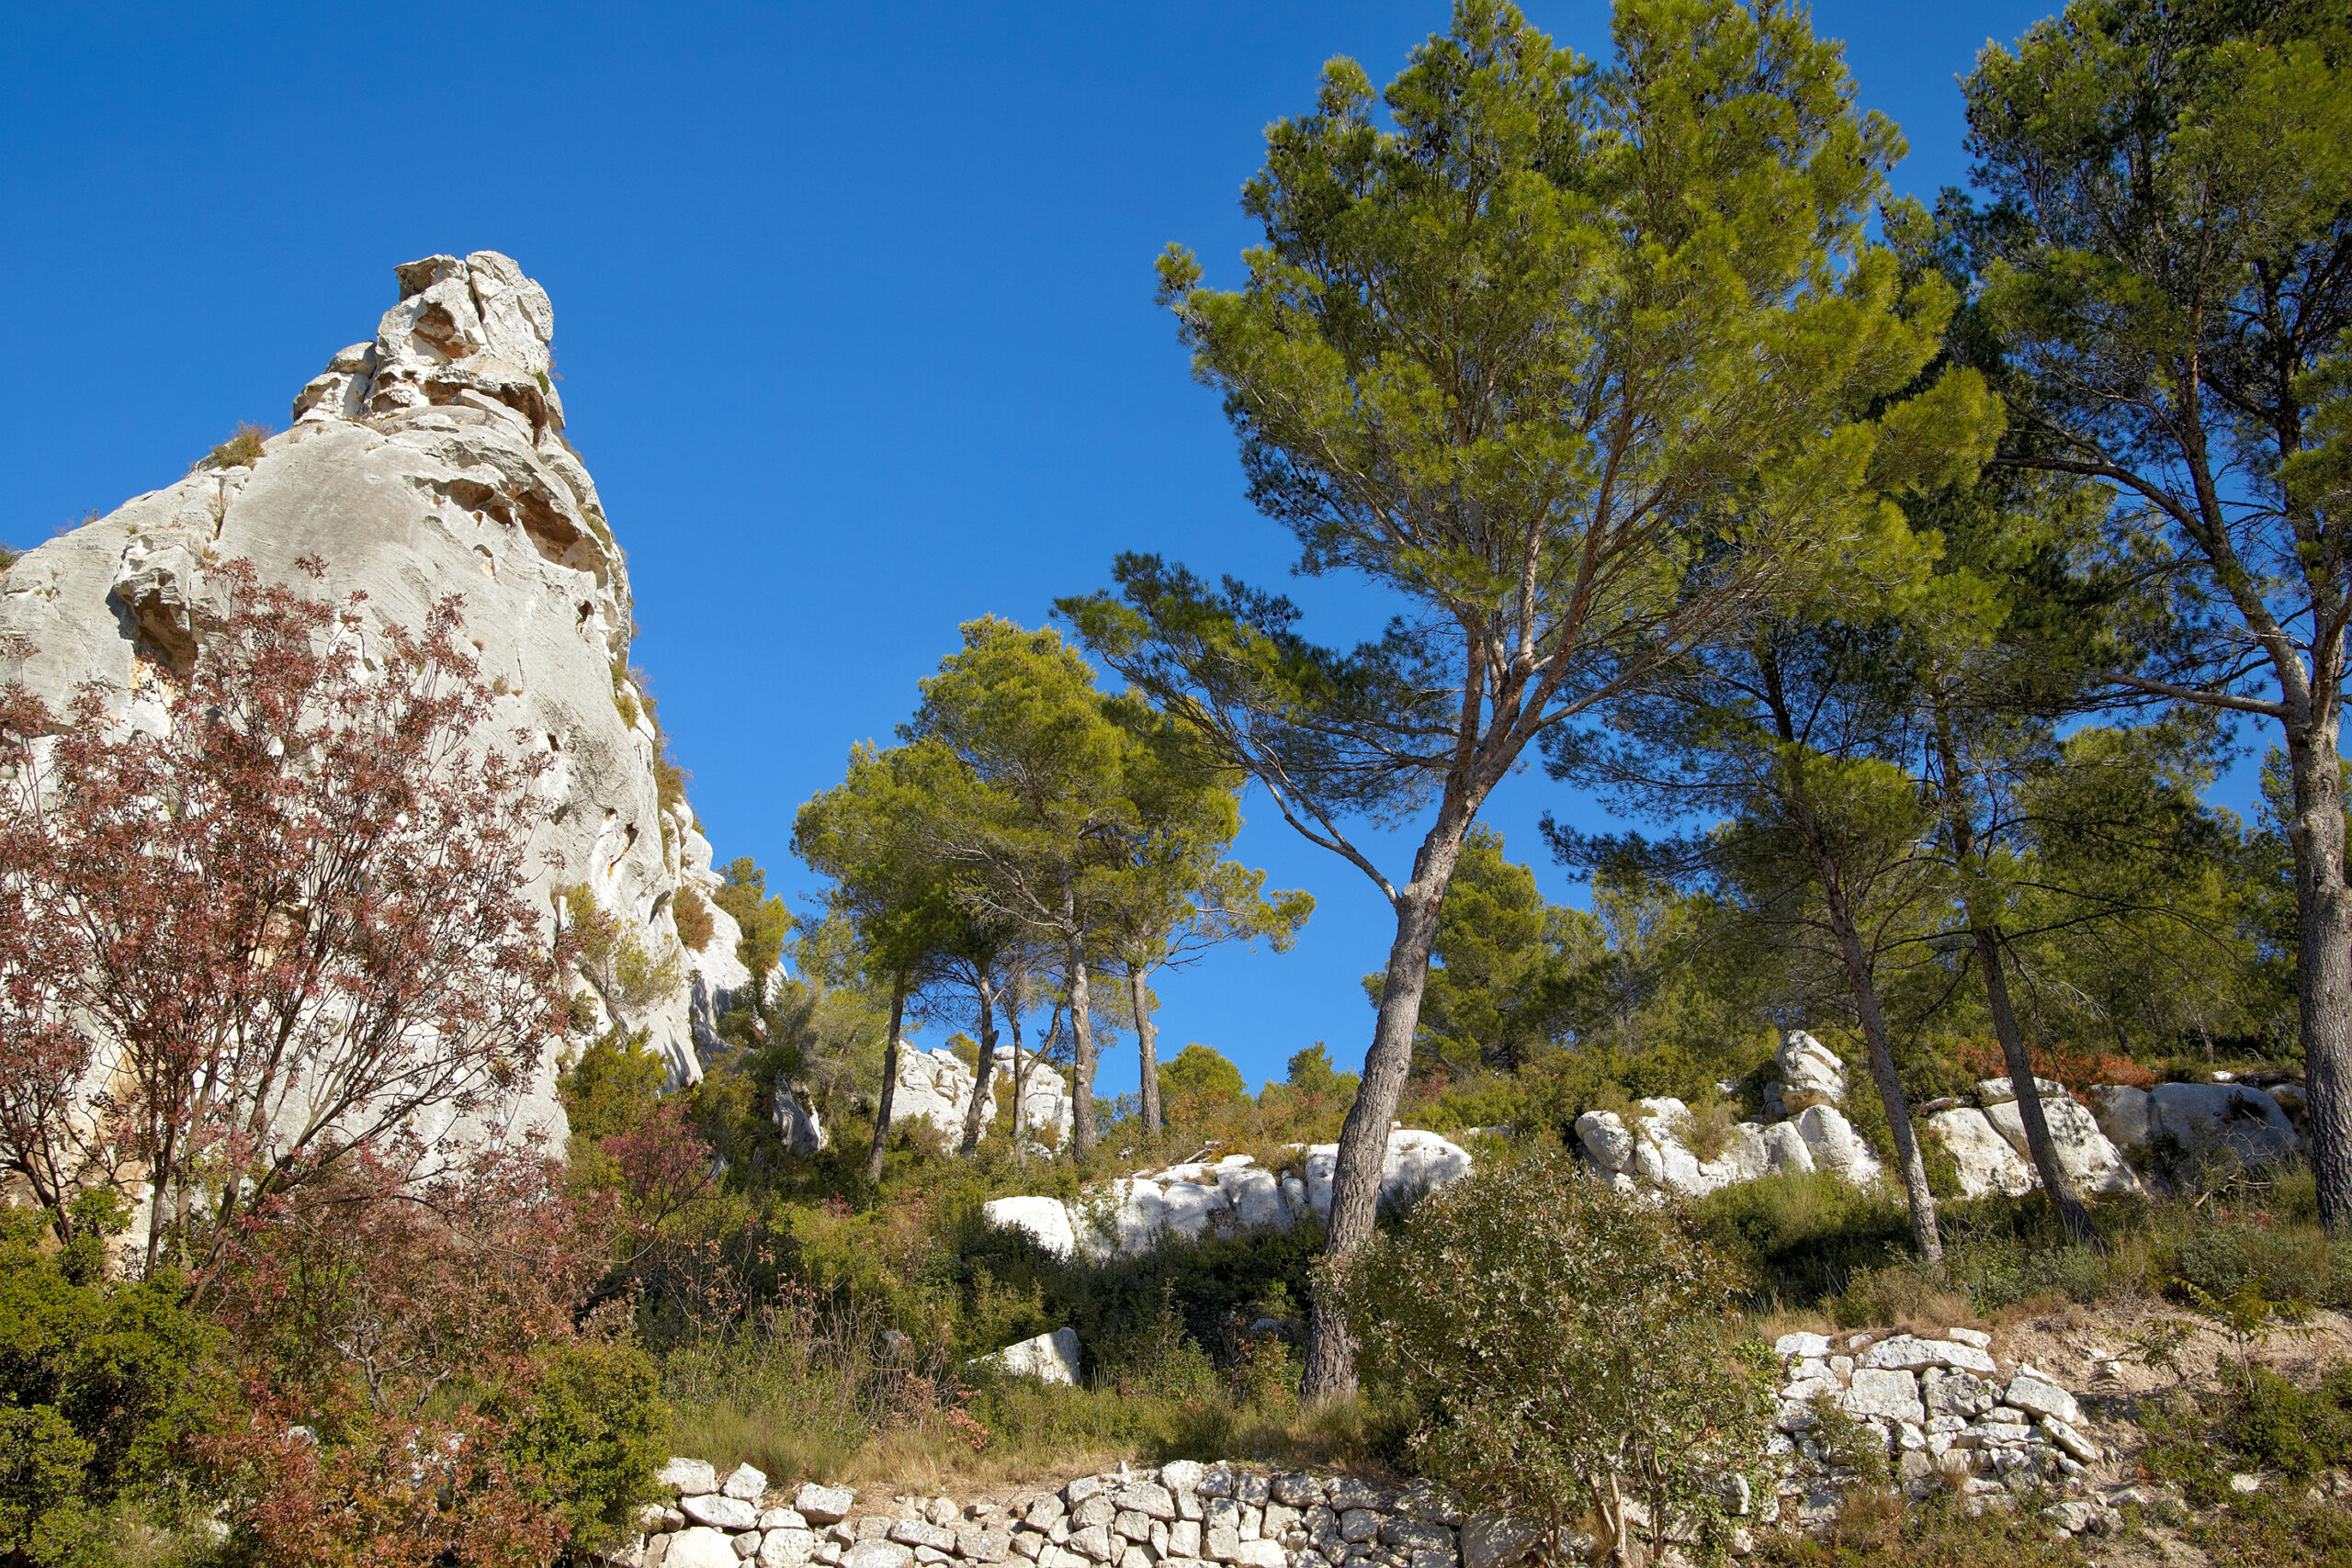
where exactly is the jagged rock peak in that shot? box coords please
[0,251,747,1119]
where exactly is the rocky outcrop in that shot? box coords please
[0,252,743,1133]
[1975,1077,2138,1196]
[980,1131,1473,1261]
[888,1044,1077,1151]
[1573,1036,1883,1200]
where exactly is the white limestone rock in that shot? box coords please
[668,1528,747,1568]
[1794,1105,1883,1187]
[774,1081,828,1155]
[984,1196,1078,1259]
[890,1046,978,1135]
[1574,1110,1634,1172]
[1778,1032,1849,1112]
[1860,1335,1997,1376]
[975,1327,1083,1386]
[1983,1092,2138,1196]
[1975,1076,2065,1107]
[661,1458,720,1497]
[1840,1369,1926,1424]
[0,252,729,1130]
[2148,1083,2299,1166]
[1926,1108,2035,1199]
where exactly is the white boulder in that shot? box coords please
[2148,1083,2299,1166]
[2090,1084,2151,1146]
[1778,1031,1849,1111]
[1983,1091,2138,1195]
[1794,1105,1882,1186]
[1926,1108,2035,1199]
[983,1195,1078,1259]
[975,1327,1083,1386]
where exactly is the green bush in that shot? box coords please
[2169,1221,2352,1309]
[1691,1169,1913,1306]
[1336,1145,1771,1567]
[0,1205,226,1566]
[498,1338,666,1550]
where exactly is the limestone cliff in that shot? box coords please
[0,251,742,1135]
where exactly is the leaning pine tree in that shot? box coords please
[1062,0,1998,1397]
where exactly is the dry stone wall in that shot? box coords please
[1767,1327,2118,1537]
[605,1335,2115,1568]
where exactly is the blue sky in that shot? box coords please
[5,0,2142,1096]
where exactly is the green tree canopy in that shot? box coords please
[1956,0,2352,1228]
[1065,0,1999,1394]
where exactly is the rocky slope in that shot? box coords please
[0,251,744,1136]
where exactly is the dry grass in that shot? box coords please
[198,422,270,471]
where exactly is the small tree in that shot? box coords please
[1336,1146,1770,1568]
[0,559,566,1277]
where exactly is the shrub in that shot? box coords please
[2169,1219,2352,1309]
[674,885,718,952]
[1691,1170,1913,1306]
[1337,1145,1771,1567]
[0,1204,226,1566]
[199,422,270,471]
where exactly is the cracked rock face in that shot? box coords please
[0,251,745,1138]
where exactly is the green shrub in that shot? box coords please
[0,1204,227,1566]
[1691,1169,1912,1306]
[2169,1220,2352,1309]
[1337,1145,1771,1567]
[673,886,717,952]
[497,1339,665,1550]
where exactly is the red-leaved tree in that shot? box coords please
[0,558,567,1277]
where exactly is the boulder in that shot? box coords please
[794,1483,855,1525]
[1778,1032,1849,1112]
[2090,1085,2150,1147]
[667,1528,747,1568]
[1974,1076,2065,1107]
[1983,1092,2138,1195]
[1213,1160,1291,1232]
[975,1327,1082,1386]
[1859,1335,1997,1376]
[774,1083,828,1156]
[723,1463,769,1502]
[1926,1108,2035,1199]
[1574,1111,1634,1173]
[1794,1105,1882,1187]
[2148,1083,2298,1166]
[661,1458,720,1496]
[1758,1122,1816,1177]
[889,1046,977,1134]
[983,1196,1078,1260]
[1839,1369,1925,1425]
[681,1494,758,1531]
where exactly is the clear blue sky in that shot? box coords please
[6,1,2144,1096]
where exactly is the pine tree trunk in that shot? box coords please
[1302,813,1468,1404]
[1063,870,1097,1161]
[1132,964,1162,1138]
[1817,863,1943,1269]
[2287,721,2352,1233]
[958,971,999,1156]
[1926,697,2099,1245]
[1973,926,2100,1246]
[1008,971,1029,1156]
[866,974,908,1184]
